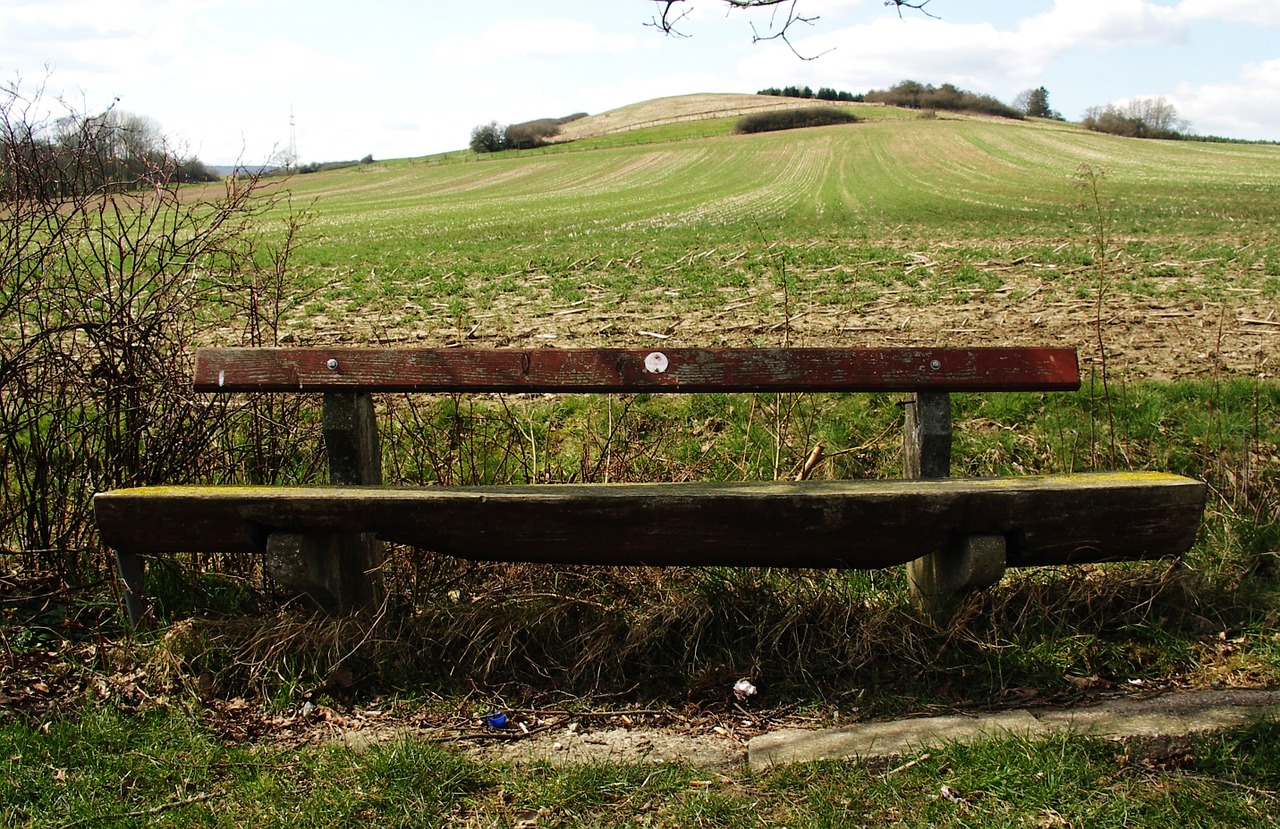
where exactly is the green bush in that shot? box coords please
[734,107,860,135]
[469,121,507,154]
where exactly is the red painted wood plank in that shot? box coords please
[194,347,1080,393]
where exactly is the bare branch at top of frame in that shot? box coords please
[746,1,830,61]
[647,1,940,52]
[886,0,939,20]
[647,0,830,59]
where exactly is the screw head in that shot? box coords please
[326,358,339,370]
[644,352,669,374]
[929,359,942,370]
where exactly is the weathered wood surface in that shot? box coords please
[903,392,952,480]
[95,472,1204,570]
[323,393,381,487]
[903,390,980,615]
[318,392,384,609]
[194,347,1081,394]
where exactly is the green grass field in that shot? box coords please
[240,107,1280,391]
[8,96,1280,828]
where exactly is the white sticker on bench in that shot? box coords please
[644,352,669,374]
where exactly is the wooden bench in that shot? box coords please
[93,346,1207,625]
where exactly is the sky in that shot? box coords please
[3,0,1279,166]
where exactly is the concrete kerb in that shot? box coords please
[748,688,1280,772]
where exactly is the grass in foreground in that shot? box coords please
[4,705,1278,827]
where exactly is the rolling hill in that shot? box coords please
[258,94,1280,382]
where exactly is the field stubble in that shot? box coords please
[258,117,1280,386]
[244,239,1277,386]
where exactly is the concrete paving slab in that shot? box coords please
[751,709,1045,770]
[749,688,1279,771]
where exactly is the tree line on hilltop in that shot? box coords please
[762,80,1024,120]
[1080,98,1186,140]
[757,85,860,102]
[297,154,376,174]
[756,82,1275,144]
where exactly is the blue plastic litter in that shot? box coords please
[485,711,508,729]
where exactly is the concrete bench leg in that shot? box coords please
[303,392,385,612]
[266,532,339,608]
[908,534,1008,619]
[264,393,386,612]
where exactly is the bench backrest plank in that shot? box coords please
[194,347,1080,394]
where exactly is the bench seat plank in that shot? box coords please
[194,347,1081,394]
[95,472,1203,570]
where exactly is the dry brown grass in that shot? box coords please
[141,550,1262,715]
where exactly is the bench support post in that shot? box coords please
[270,393,385,611]
[908,534,1008,615]
[324,392,382,486]
[324,392,385,610]
[266,532,346,608]
[115,551,147,627]
[903,391,952,481]
[904,392,1007,619]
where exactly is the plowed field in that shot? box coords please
[249,98,1280,382]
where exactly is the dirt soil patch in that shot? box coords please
[190,684,1280,770]
[289,275,1276,384]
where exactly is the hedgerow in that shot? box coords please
[734,107,860,134]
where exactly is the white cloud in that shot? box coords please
[208,40,373,88]
[798,0,867,13]
[740,17,1037,96]
[640,0,867,29]
[1016,0,1186,53]
[742,0,1193,97]
[431,19,648,71]
[0,0,280,103]
[1174,57,1280,139]
[1179,0,1280,27]
[0,0,246,38]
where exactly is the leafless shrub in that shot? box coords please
[0,77,312,587]
[1081,97,1189,140]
